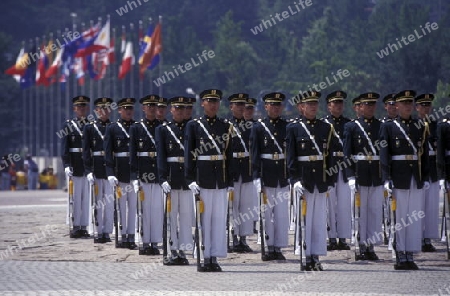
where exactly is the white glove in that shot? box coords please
[161,181,171,194]
[293,181,304,196]
[423,181,430,190]
[86,173,95,185]
[348,178,356,195]
[227,187,234,193]
[440,179,446,191]
[64,167,73,178]
[188,182,200,195]
[253,178,261,193]
[384,181,392,195]
[132,180,140,193]
[108,176,118,187]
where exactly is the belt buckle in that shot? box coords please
[237,152,245,158]
[309,155,317,161]
[367,155,373,161]
[149,152,156,158]
[211,155,219,161]
[178,157,184,162]
[273,153,279,160]
[337,152,343,157]
[405,155,413,160]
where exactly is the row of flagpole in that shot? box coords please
[6,15,163,158]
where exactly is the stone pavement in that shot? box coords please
[1,190,450,295]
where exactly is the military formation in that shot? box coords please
[61,89,450,272]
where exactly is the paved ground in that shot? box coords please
[1,190,450,295]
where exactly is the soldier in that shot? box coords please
[185,89,233,272]
[156,96,193,264]
[156,97,169,123]
[244,97,257,121]
[251,92,289,261]
[227,93,254,253]
[130,94,162,255]
[287,90,337,270]
[344,92,383,260]
[83,97,114,243]
[380,90,429,270]
[104,98,137,249]
[323,91,351,251]
[184,97,196,121]
[382,93,397,122]
[416,93,438,252]
[62,95,91,238]
[437,94,450,245]
[352,96,362,118]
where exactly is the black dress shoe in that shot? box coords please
[312,262,323,271]
[210,263,222,272]
[144,246,154,255]
[81,230,90,238]
[407,261,419,270]
[103,234,112,243]
[262,252,277,261]
[152,246,160,255]
[422,244,436,252]
[355,253,366,261]
[304,263,313,271]
[338,241,351,250]
[128,242,138,250]
[327,242,338,251]
[94,236,104,244]
[394,261,409,270]
[241,244,253,253]
[70,229,82,238]
[199,263,212,272]
[275,251,286,260]
[365,252,379,261]
[233,244,244,253]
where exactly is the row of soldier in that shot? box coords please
[61,88,448,272]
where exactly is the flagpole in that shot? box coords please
[121,25,125,99]
[158,16,163,98]
[19,40,26,153]
[138,20,143,99]
[148,17,153,94]
[41,35,47,158]
[81,23,86,96]
[97,17,102,99]
[111,27,116,122]
[129,22,134,98]
[48,33,54,157]
[56,29,62,158]
[89,20,95,113]
[73,24,78,97]
[64,27,71,122]
[27,39,34,156]
[107,15,111,99]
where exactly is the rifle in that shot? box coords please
[260,190,269,260]
[443,184,450,259]
[114,185,122,248]
[68,176,74,235]
[353,185,361,261]
[227,191,234,253]
[163,191,172,264]
[194,193,205,272]
[92,182,99,243]
[290,186,295,231]
[389,182,397,261]
[299,192,307,271]
[382,190,390,245]
[137,184,145,255]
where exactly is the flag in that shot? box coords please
[75,20,110,58]
[45,47,63,78]
[139,23,161,78]
[36,42,51,86]
[73,57,85,86]
[5,47,27,76]
[108,38,116,64]
[118,41,134,80]
[20,44,38,89]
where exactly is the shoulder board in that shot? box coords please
[444,119,447,123]
[258,118,263,122]
[222,118,228,123]
[162,122,167,126]
[66,119,70,123]
[194,118,199,122]
[90,121,95,124]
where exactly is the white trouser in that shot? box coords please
[327,173,352,239]
[303,187,327,256]
[70,176,89,227]
[251,181,259,222]
[263,186,289,248]
[199,187,228,258]
[232,178,256,237]
[141,183,163,244]
[91,178,114,234]
[422,181,439,239]
[118,182,137,236]
[393,178,424,252]
[170,189,194,251]
[358,185,383,246]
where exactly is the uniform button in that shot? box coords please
[368,132,371,135]
[410,164,413,167]
[312,147,315,150]
[311,125,314,128]
[312,169,315,172]
[274,132,277,136]
[152,164,155,167]
[275,161,278,165]
[369,161,372,164]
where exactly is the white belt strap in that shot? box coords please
[92,122,104,141]
[70,120,83,137]
[259,120,283,154]
[232,152,249,158]
[167,157,185,162]
[165,124,184,151]
[297,155,323,161]
[197,120,221,155]
[137,152,157,157]
[324,118,343,147]
[391,155,418,161]
[140,121,156,146]
[231,123,248,153]
[261,153,285,160]
[299,121,322,156]
[114,152,129,157]
[354,120,377,155]
[92,151,104,156]
[69,148,82,153]
[117,121,130,139]
[352,155,380,161]
[197,155,224,161]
